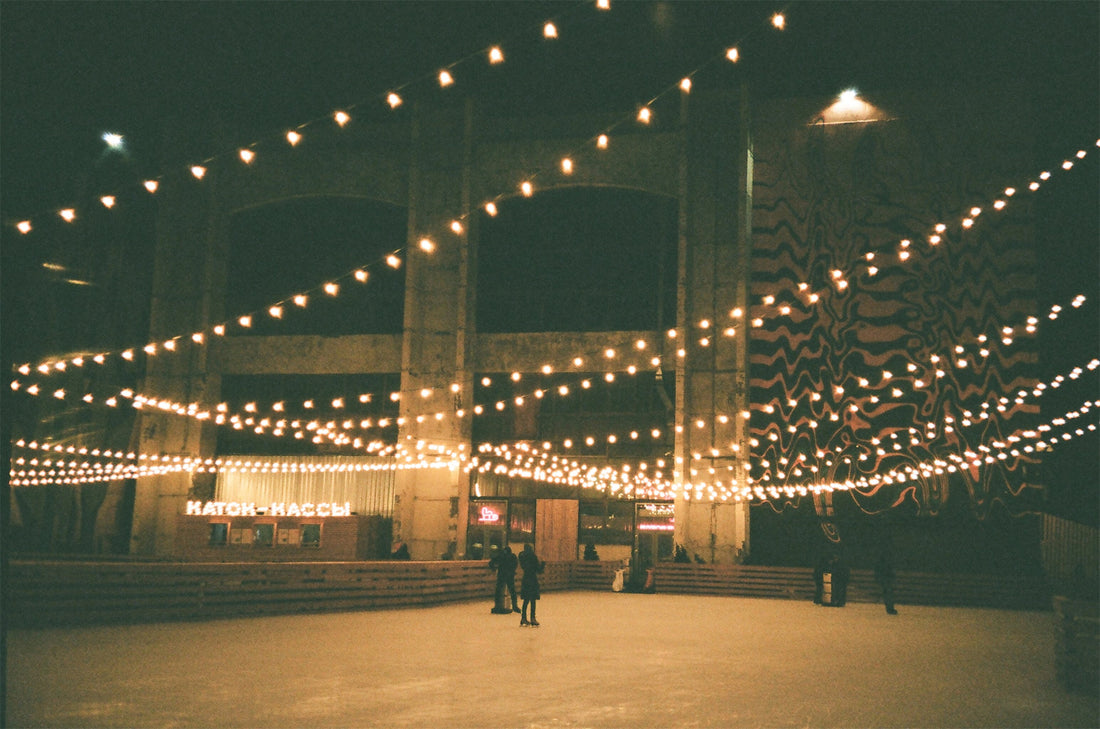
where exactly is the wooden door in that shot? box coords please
[535,499,578,562]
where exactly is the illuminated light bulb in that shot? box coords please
[541,364,553,374]
[751,318,763,327]
[993,199,1006,210]
[420,388,432,399]
[969,207,982,217]
[53,388,65,399]
[561,157,573,174]
[573,357,584,367]
[386,254,402,268]
[438,69,454,87]
[484,201,498,217]
[59,208,76,222]
[286,130,302,146]
[543,22,557,38]
[16,221,31,234]
[450,220,464,234]
[726,47,740,62]
[389,392,400,402]
[929,234,941,245]
[238,315,252,328]
[488,46,504,64]
[597,0,610,9]
[1062,160,1073,170]
[637,107,651,124]
[121,349,134,361]
[699,337,710,346]
[898,250,910,261]
[934,223,946,233]
[680,77,692,93]
[867,266,878,276]
[558,385,570,396]
[268,305,283,318]
[585,436,595,446]
[27,384,39,395]
[962,218,973,228]
[677,348,686,357]
[100,195,116,208]
[481,376,492,386]
[597,134,608,149]
[334,111,350,127]
[604,373,615,382]
[1029,181,1040,191]
[387,92,402,108]
[604,348,616,358]
[724,327,736,336]
[1078,149,1088,158]
[238,148,255,164]
[190,166,206,179]
[143,180,159,193]
[418,237,435,253]
[520,181,533,197]
[772,13,785,29]
[93,354,106,364]
[18,364,30,375]
[163,340,176,352]
[324,282,339,296]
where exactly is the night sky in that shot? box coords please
[2,2,1097,512]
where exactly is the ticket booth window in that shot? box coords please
[209,522,229,546]
[253,523,275,547]
[301,523,321,547]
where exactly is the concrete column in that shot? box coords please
[131,123,226,555]
[393,100,475,560]
[673,88,753,563]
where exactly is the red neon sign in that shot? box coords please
[478,505,502,524]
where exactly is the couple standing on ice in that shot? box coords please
[490,543,545,626]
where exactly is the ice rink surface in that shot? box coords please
[6,592,1098,728]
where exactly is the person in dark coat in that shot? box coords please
[875,544,898,615]
[832,551,850,607]
[488,545,520,613]
[813,552,829,605]
[517,543,544,626]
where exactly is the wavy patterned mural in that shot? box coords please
[748,100,1041,521]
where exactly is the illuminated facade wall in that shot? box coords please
[748,89,1041,556]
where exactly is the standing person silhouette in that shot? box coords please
[875,539,899,615]
[517,543,544,627]
[488,544,520,613]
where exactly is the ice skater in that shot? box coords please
[517,543,544,626]
[875,542,898,615]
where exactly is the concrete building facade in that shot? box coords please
[131,89,754,561]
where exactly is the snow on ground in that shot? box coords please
[6,592,1097,728]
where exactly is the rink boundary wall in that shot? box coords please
[6,559,1050,627]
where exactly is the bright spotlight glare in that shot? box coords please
[102,132,125,149]
[839,88,858,102]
